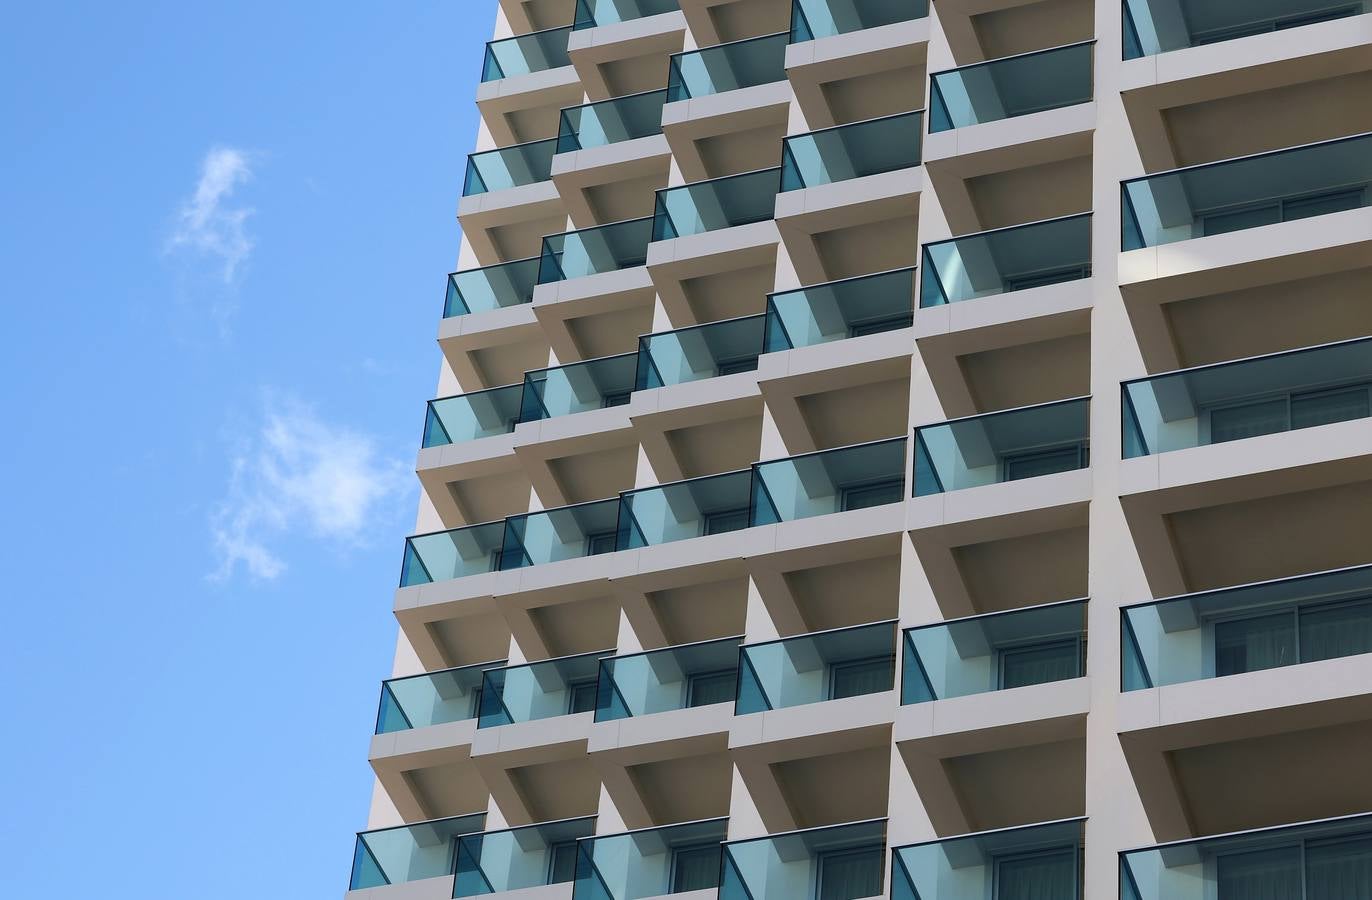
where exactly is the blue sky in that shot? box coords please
[0,3,490,896]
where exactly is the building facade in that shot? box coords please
[348,1,1372,898]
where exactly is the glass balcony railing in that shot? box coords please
[520,353,639,422]
[575,0,680,30]
[737,620,897,714]
[481,26,573,82]
[914,398,1090,496]
[930,41,1094,132]
[539,217,653,283]
[920,213,1092,307]
[376,660,506,734]
[1122,133,1372,250]
[454,817,598,896]
[667,32,788,101]
[652,167,781,241]
[477,651,610,728]
[902,600,1087,704]
[616,470,755,549]
[636,315,764,389]
[1122,564,1372,691]
[463,138,558,196]
[401,521,507,587]
[350,813,487,890]
[765,268,915,351]
[721,820,888,900]
[499,498,624,570]
[444,258,540,318]
[781,111,924,191]
[753,437,907,524]
[1124,0,1368,59]
[893,818,1085,900]
[1122,337,1372,458]
[790,0,930,42]
[422,384,524,448]
[1120,812,1372,900]
[575,818,729,899]
[596,636,743,721]
[557,89,668,154]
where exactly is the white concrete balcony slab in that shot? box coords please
[629,371,764,483]
[893,676,1090,759]
[660,80,793,181]
[567,11,687,99]
[531,265,656,364]
[477,65,584,147]
[646,220,781,328]
[551,133,672,229]
[458,179,565,267]
[588,702,733,766]
[729,689,896,763]
[785,17,930,128]
[438,303,545,393]
[417,430,527,527]
[369,719,482,823]
[678,0,791,46]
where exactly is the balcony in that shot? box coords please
[401,521,507,588]
[754,436,907,524]
[454,817,598,896]
[477,651,609,729]
[378,662,503,734]
[574,0,679,29]
[567,1,685,100]
[764,268,914,352]
[789,0,929,42]
[1124,0,1369,58]
[738,620,897,714]
[596,636,742,721]
[648,168,781,323]
[464,139,557,196]
[539,217,653,284]
[667,32,787,101]
[349,813,486,893]
[774,112,923,282]
[720,819,887,900]
[553,90,671,227]
[520,353,639,422]
[574,818,729,898]
[1119,813,1372,900]
[928,42,1094,133]
[914,397,1090,496]
[423,385,524,449]
[902,599,1087,703]
[499,498,624,571]
[439,258,548,394]
[458,140,565,265]
[477,27,582,146]
[921,213,1091,308]
[1123,336,1372,458]
[636,315,764,389]
[891,818,1084,900]
[445,259,540,319]
[616,470,756,549]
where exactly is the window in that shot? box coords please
[1209,398,1288,444]
[1002,445,1086,482]
[704,507,750,535]
[1206,384,1371,445]
[1213,597,1372,676]
[840,478,903,511]
[1194,6,1363,46]
[1291,386,1371,430]
[817,845,884,900]
[1201,188,1367,237]
[603,390,632,408]
[847,312,913,338]
[671,843,722,892]
[567,680,599,714]
[716,355,759,376]
[998,639,1082,690]
[994,847,1078,900]
[686,670,737,707]
[548,840,580,884]
[1211,834,1372,899]
[586,530,618,556]
[829,655,895,700]
[1004,264,1091,293]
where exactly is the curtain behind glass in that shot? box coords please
[830,657,895,699]
[1306,836,1372,900]
[1291,387,1370,430]
[1001,641,1081,689]
[1215,612,1296,676]
[672,844,722,892]
[1216,846,1301,900]
[819,847,883,900]
[1301,599,1372,663]
[1209,399,1288,444]
[997,848,1077,900]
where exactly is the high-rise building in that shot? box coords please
[347,1,1372,898]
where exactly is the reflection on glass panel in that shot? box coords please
[637,315,765,389]
[1121,337,1372,458]
[401,522,507,587]
[499,499,624,570]
[765,268,915,351]
[477,652,610,728]
[596,637,742,721]
[902,600,1087,703]
[557,89,667,152]
[454,817,598,896]
[914,399,1089,496]
[481,26,573,81]
[790,0,929,42]
[1123,0,1368,59]
[539,217,653,283]
[444,258,541,317]
[721,820,887,900]
[1122,564,1372,691]
[350,813,487,890]
[653,168,780,240]
[930,42,1093,132]
[1121,134,1372,250]
[920,214,1091,307]
[752,438,907,524]
[617,471,755,551]
[463,138,557,195]
[377,661,505,733]
[574,818,729,900]
[520,354,639,422]
[892,818,1083,900]
[667,32,787,101]
[1119,813,1372,900]
[423,384,524,447]
[781,111,923,190]
[574,0,680,29]
[737,621,897,714]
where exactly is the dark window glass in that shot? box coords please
[548,841,580,884]
[568,680,599,714]
[999,640,1081,690]
[672,843,722,892]
[840,478,903,511]
[687,670,738,707]
[829,656,895,700]
[1215,612,1296,676]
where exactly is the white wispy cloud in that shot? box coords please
[210,400,411,581]
[166,147,256,282]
